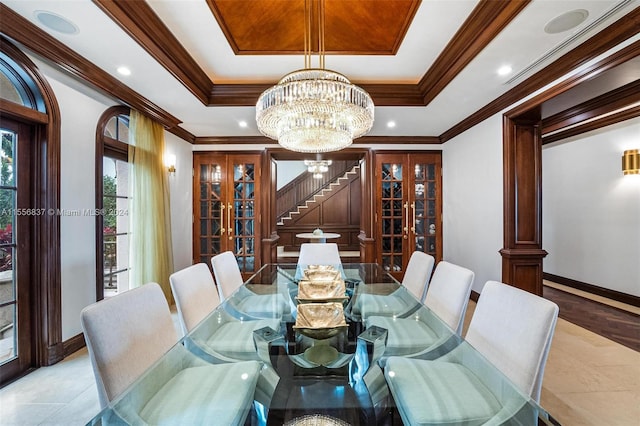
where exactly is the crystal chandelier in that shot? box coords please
[256,0,374,153]
[305,159,332,178]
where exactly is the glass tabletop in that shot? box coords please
[88,263,553,425]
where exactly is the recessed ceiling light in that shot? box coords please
[238,121,248,128]
[544,9,589,34]
[117,66,131,76]
[34,10,78,35]
[387,121,396,128]
[497,65,513,76]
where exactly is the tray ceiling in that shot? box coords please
[1,0,638,140]
[208,0,420,55]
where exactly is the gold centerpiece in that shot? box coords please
[303,264,341,282]
[294,302,347,339]
[297,280,347,302]
[297,265,346,302]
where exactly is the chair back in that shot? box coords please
[466,281,559,402]
[298,243,341,266]
[401,251,435,302]
[211,251,244,301]
[424,261,474,334]
[170,263,221,335]
[80,282,177,409]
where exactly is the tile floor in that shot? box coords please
[1,296,638,425]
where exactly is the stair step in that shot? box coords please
[279,164,360,224]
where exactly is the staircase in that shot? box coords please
[278,164,360,226]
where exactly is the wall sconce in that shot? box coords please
[164,153,176,175]
[622,149,639,175]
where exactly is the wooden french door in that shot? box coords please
[0,118,33,383]
[193,153,261,279]
[375,152,442,281]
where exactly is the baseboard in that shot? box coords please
[63,333,86,357]
[470,290,480,302]
[543,272,640,308]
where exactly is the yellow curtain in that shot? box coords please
[128,109,174,304]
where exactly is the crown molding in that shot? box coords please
[194,135,440,145]
[441,7,640,142]
[0,4,182,132]
[542,104,640,145]
[542,79,640,135]
[92,0,526,107]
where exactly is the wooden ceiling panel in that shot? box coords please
[207,0,420,55]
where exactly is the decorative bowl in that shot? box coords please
[293,302,348,339]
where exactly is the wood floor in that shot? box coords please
[543,285,639,352]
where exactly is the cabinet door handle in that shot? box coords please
[411,202,416,234]
[220,203,225,235]
[403,202,409,234]
[227,203,233,238]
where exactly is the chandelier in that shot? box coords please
[256,0,374,153]
[305,159,332,178]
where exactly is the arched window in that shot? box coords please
[96,106,131,300]
[0,37,61,385]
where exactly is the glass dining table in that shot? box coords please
[88,263,555,425]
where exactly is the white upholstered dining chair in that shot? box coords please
[401,251,435,302]
[81,282,261,425]
[464,280,558,402]
[297,242,342,266]
[351,251,434,319]
[210,251,244,301]
[169,263,219,335]
[423,260,474,334]
[170,263,280,361]
[384,280,559,425]
[211,251,290,318]
[365,260,472,358]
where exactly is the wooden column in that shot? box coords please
[358,150,376,263]
[262,150,280,263]
[501,112,547,295]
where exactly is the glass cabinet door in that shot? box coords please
[411,158,441,259]
[231,161,257,274]
[193,154,261,278]
[196,158,226,264]
[378,155,406,277]
[375,153,441,280]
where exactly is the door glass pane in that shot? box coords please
[413,162,437,256]
[0,304,16,363]
[103,157,130,296]
[199,163,224,260]
[0,247,14,303]
[232,162,256,273]
[0,128,17,365]
[380,162,403,272]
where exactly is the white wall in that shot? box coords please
[276,160,307,190]
[164,132,193,271]
[543,118,640,296]
[40,67,194,341]
[45,76,109,341]
[442,114,504,293]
